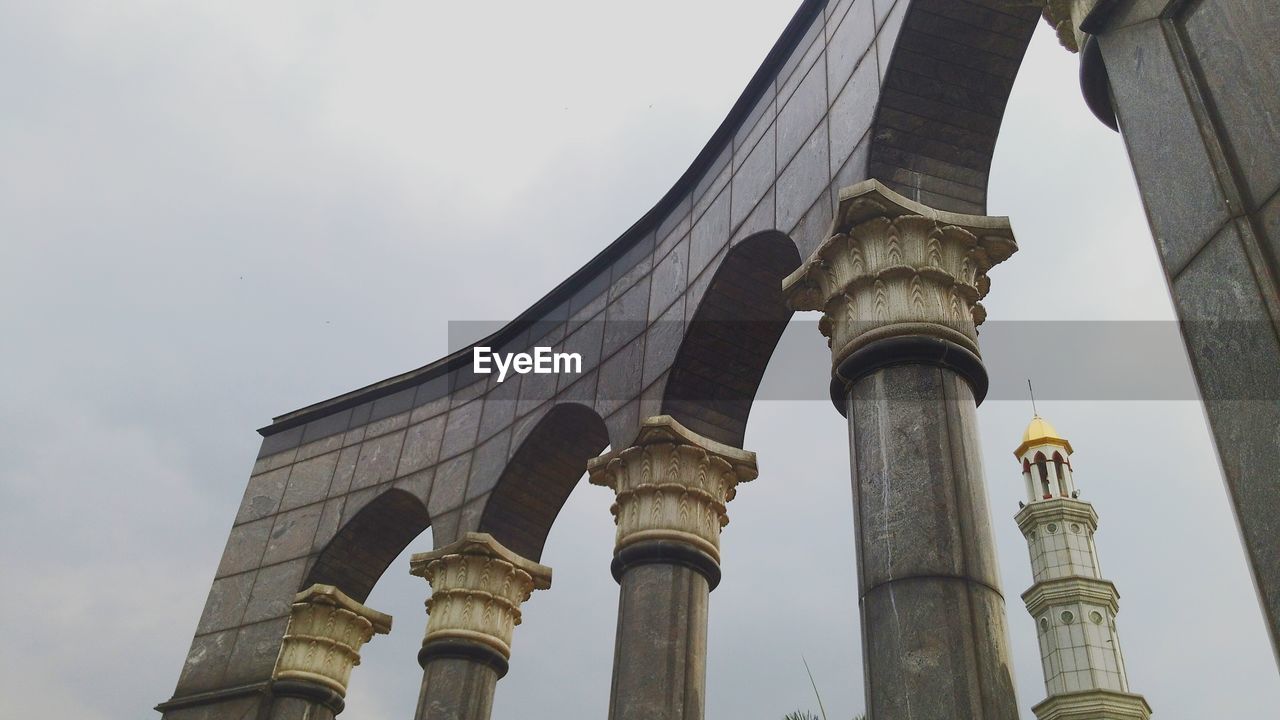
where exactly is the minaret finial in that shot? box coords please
[1027,378,1038,417]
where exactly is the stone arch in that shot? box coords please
[661,231,802,447]
[477,402,610,561]
[304,487,431,603]
[868,0,1041,215]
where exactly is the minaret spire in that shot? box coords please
[1014,415,1152,720]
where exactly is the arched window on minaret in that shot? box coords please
[1035,452,1051,499]
[1052,452,1068,497]
[1022,458,1034,502]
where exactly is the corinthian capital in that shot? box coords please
[272,583,393,697]
[782,180,1016,368]
[409,532,552,661]
[588,415,757,565]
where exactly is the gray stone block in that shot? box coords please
[827,0,875,95]
[731,124,776,230]
[196,571,256,634]
[279,451,339,512]
[216,517,272,578]
[778,61,828,168]
[778,120,832,233]
[648,236,689,319]
[235,467,290,525]
[262,503,324,565]
[223,618,289,686]
[173,629,236,694]
[399,415,447,477]
[242,559,307,625]
[351,430,406,491]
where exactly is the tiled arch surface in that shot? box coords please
[161,0,1039,713]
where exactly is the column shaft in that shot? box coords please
[847,364,1016,719]
[590,415,756,720]
[415,656,500,720]
[609,561,710,720]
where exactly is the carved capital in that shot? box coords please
[1040,0,1103,53]
[588,415,758,565]
[272,583,392,698]
[409,532,552,662]
[782,180,1016,368]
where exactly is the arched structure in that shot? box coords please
[159,1,1280,718]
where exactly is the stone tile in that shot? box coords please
[398,414,447,477]
[466,429,511,502]
[510,403,552,459]
[348,401,373,428]
[830,135,871,211]
[639,372,667,420]
[731,124,776,231]
[649,236,689,319]
[342,425,366,447]
[242,559,307,625]
[431,509,461,547]
[557,367,598,405]
[779,17,824,104]
[341,486,378,526]
[394,467,435,506]
[830,52,878,174]
[370,387,415,423]
[559,313,605,377]
[216,517,272,578]
[458,496,486,536]
[605,400,642,451]
[429,454,471,516]
[655,197,692,259]
[568,271,610,321]
[876,0,908,82]
[731,187,777,245]
[694,146,732,222]
[300,409,351,445]
[1183,3,1280,207]
[311,497,346,554]
[439,399,482,460]
[257,426,303,459]
[196,571,255,634]
[1259,187,1280,269]
[250,448,294,477]
[262,503,324,565]
[366,409,410,439]
[174,629,236,694]
[448,371,488,407]
[477,374,520,441]
[778,120,831,233]
[827,0,875,94]
[350,430,406,491]
[685,251,725,323]
[223,618,289,686]
[689,189,731,280]
[602,275,652,358]
[516,363,558,417]
[294,433,343,463]
[279,451,340,512]
[733,85,777,160]
[596,338,645,419]
[874,0,895,26]
[778,61,828,168]
[234,466,290,525]
[643,299,686,389]
[328,444,360,496]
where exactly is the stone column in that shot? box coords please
[409,532,552,720]
[588,415,757,720]
[270,583,392,720]
[783,179,1020,719]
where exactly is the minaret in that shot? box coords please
[1014,415,1152,720]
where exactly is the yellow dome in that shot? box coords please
[1014,415,1073,458]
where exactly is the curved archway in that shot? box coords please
[477,403,610,561]
[868,0,1041,215]
[661,231,802,447]
[304,488,431,603]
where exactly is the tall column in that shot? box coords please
[409,532,551,720]
[588,415,757,720]
[783,179,1021,719]
[1039,0,1280,667]
[270,583,392,720]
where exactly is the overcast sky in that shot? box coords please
[2,2,1277,719]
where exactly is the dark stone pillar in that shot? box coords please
[589,416,757,720]
[1052,0,1280,665]
[784,180,1021,719]
[409,533,552,720]
[414,651,501,720]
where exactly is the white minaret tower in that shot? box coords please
[1014,415,1152,720]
